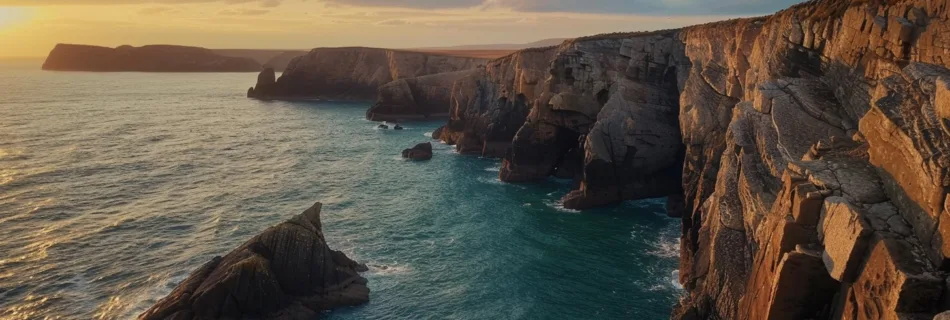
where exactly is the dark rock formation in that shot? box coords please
[138,203,369,320]
[431,126,445,140]
[402,142,433,161]
[248,47,487,101]
[43,44,262,72]
[248,68,277,99]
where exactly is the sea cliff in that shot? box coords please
[392,0,950,318]
[42,44,262,72]
[247,47,488,102]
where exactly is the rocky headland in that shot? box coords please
[247,47,488,102]
[139,203,368,319]
[361,0,950,318]
[42,44,262,72]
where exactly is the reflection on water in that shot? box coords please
[0,68,682,319]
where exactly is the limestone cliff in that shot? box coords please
[42,44,262,72]
[247,47,488,101]
[405,0,950,317]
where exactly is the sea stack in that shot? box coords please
[402,142,433,161]
[138,203,369,320]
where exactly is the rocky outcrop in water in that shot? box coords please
[42,44,262,72]
[402,142,434,161]
[247,47,487,102]
[139,203,369,320]
[385,0,950,317]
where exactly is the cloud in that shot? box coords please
[138,6,180,15]
[320,0,803,15]
[375,19,410,25]
[0,0,804,15]
[218,8,271,15]
[0,0,284,6]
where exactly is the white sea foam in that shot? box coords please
[647,236,681,259]
[484,166,501,172]
[368,263,412,275]
[671,270,684,290]
[423,132,433,138]
[544,199,580,214]
[477,176,504,185]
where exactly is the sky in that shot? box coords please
[0,0,803,58]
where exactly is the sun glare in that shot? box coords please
[0,7,30,29]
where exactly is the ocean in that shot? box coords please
[0,60,682,319]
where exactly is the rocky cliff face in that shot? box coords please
[366,70,476,121]
[405,0,950,317]
[139,203,369,319]
[247,47,488,101]
[674,1,950,318]
[42,44,262,72]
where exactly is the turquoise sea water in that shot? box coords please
[0,61,682,319]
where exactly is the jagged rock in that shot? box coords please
[935,311,950,320]
[249,68,277,99]
[43,44,262,72]
[377,124,389,130]
[139,203,369,320]
[841,236,943,319]
[248,47,486,101]
[402,142,433,161]
[819,197,873,282]
[431,126,444,140]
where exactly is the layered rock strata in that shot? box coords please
[366,70,476,121]
[139,203,369,319]
[247,47,487,101]
[42,44,262,72]
[389,0,950,317]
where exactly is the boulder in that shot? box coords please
[402,142,433,161]
[138,203,369,320]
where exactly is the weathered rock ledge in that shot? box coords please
[138,203,369,320]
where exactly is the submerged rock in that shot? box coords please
[402,142,433,161]
[377,124,389,130]
[138,203,369,320]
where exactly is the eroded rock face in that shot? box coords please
[366,70,476,121]
[139,203,369,320]
[439,47,558,157]
[674,1,950,319]
[249,47,487,101]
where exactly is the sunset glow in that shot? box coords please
[0,0,806,58]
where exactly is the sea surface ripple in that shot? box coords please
[0,63,681,319]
